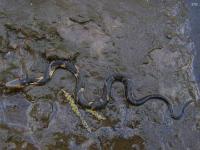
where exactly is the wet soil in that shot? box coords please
[0,0,200,150]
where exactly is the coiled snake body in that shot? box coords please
[5,60,194,120]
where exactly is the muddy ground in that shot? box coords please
[0,0,200,150]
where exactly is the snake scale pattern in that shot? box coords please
[5,60,194,120]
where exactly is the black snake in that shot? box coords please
[5,60,194,120]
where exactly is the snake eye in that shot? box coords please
[5,79,25,89]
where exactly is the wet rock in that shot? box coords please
[56,21,111,59]
[110,135,145,150]
[128,119,141,129]
[0,94,31,127]
[4,23,19,32]
[19,25,45,40]
[0,132,37,150]
[68,134,97,150]
[45,48,80,62]
[69,15,93,25]
[25,86,55,100]
[0,0,199,149]
[8,42,18,50]
[95,127,115,140]
[36,21,63,42]
[0,36,9,53]
[195,112,200,130]
[46,132,69,149]
[0,11,8,18]
[0,95,38,149]
[4,23,45,40]
[28,100,57,130]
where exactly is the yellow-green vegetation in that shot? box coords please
[85,109,106,121]
[61,89,91,132]
[0,11,8,18]
[4,23,19,31]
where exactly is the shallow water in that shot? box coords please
[185,0,200,90]
[0,0,200,149]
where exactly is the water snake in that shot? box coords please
[5,60,194,120]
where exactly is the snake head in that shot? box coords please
[5,78,26,89]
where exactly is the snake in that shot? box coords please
[5,60,194,120]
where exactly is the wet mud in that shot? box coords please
[0,0,200,149]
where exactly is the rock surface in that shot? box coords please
[0,0,199,149]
